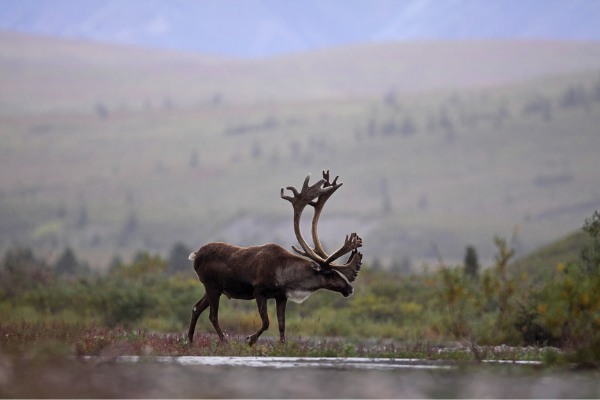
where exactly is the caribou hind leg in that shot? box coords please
[247,295,269,346]
[188,293,209,343]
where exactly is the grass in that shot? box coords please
[0,320,550,362]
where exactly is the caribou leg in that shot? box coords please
[276,296,287,343]
[207,290,226,341]
[188,293,209,343]
[247,295,269,346]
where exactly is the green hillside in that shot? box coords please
[510,229,594,281]
[1,32,600,269]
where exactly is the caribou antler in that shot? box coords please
[309,170,342,259]
[281,171,363,281]
[280,173,332,264]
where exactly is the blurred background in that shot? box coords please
[1,0,600,271]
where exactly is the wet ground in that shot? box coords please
[2,356,600,398]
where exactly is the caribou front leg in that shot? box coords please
[247,295,269,346]
[276,296,287,343]
[207,290,226,342]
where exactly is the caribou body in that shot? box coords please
[188,171,363,346]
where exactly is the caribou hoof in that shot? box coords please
[246,335,258,347]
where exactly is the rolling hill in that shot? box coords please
[1,32,600,269]
[4,31,600,114]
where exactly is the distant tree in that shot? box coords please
[390,256,412,275]
[464,245,480,281]
[107,254,123,273]
[132,251,146,264]
[3,247,39,275]
[167,242,193,275]
[371,258,382,271]
[1,247,53,295]
[560,85,589,109]
[581,210,600,276]
[117,211,139,247]
[54,247,88,276]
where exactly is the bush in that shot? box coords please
[1,213,600,353]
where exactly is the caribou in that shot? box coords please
[187,170,363,346]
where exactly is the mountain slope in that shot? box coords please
[510,230,593,281]
[4,31,600,115]
[1,32,600,268]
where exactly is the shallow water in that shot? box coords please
[116,355,541,370]
[3,356,599,398]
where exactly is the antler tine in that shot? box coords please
[281,173,336,264]
[322,169,339,188]
[330,250,363,282]
[324,232,363,264]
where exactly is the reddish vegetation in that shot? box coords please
[0,321,547,362]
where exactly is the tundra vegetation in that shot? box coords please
[1,211,599,368]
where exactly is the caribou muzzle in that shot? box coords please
[342,284,354,297]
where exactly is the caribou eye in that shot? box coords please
[310,262,321,272]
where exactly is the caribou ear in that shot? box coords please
[310,261,321,272]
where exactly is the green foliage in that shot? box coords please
[581,210,600,276]
[109,252,167,280]
[2,213,600,360]
[0,247,54,297]
[510,230,592,283]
